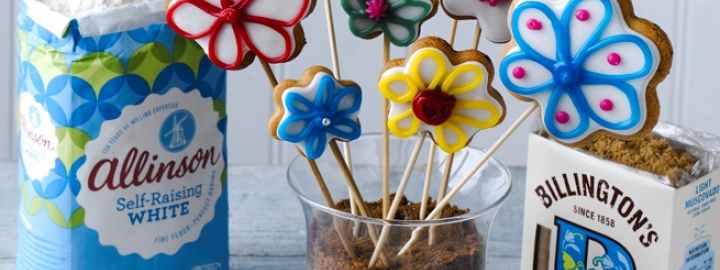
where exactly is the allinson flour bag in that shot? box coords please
[16,0,229,269]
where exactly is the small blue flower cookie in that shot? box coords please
[270,66,363,160]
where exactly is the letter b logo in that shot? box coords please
[554,218,636,270]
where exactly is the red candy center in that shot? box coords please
[479,0,500,7]
[412,90,457,126]
[219,8,242,23]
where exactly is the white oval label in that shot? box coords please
[77,89,224,258]
[18,92,58,181]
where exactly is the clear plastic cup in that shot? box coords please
[287,134,512,269]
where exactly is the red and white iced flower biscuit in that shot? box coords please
[167,0,315,70]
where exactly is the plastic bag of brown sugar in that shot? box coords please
[522,122,719,270]
[578,122,720,187]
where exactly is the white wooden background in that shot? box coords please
[2,0,719,166]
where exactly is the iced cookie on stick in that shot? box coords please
[397,0,673,256]
[499,0,672,145]
[342,0,438,218]
[380,37,506,154]
[442,0,512,43]
[369,36,506,267]
[269,66,363,160]
[167,0,315,69]
[341,0,438,47]
[269,66,390,266]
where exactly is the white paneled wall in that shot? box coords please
[4,0,720,166]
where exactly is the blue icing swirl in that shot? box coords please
[277,74,362,160]
[499,0,656,141]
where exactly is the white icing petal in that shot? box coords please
[582,40,652,78]
[384,22,413,44]
[539,91,583,134]
[393,3,429,21]
[501,55,553,95]
[211,23,242,66]
[405,48,450,89]
[513,5,560,61]
[169,1,218,38]
[245,0,309,25]
[243,22,293,62]
[441,0,511,43]
[580,84,637,126]
[567,0,611,56]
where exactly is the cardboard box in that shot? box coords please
[521,133,718,270]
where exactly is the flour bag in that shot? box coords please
[16,0,229,269]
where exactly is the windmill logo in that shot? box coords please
[160,109,196,153]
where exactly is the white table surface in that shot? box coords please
[0,163,526,269]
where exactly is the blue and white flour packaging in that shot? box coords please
[521,123,719,270]
[16,0,229,269]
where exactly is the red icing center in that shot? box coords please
[479,0,499,7]
[366,0,389,21]
[219,8,242,23]
[412,90,457,126]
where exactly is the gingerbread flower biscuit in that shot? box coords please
[341,0,438,47]
[442,0,512,43]
[499,0,672,145]
[167,0,315,70]
[379,37,506,153]
[270,67,363,160]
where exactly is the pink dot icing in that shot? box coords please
[576,9,591,21]
[479,0,499,6]
[599,99,614,111]
[555,111,570,124]
[365,0,389,21]
[607,52,622,66]
[527,19,543,30]
[512,67,526,79]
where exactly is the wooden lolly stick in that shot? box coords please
[472,21,482,50]
[343,142,361,236]
[328,141,390,267]
[264,61,356,257]
[368,133,427,267]
[429,152,454,245]
[382,35,391,218]
[397,104,540,256]
[322,0,361,234]
[306,157,357,257]
[448,19,458,46]
[419,143,436,220]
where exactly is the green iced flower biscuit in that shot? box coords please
[341,0,437,47]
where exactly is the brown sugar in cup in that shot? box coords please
[309,195,484,270]
[580,133,698,185]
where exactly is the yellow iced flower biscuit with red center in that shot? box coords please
[379,37,506,153]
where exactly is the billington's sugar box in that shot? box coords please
[16,0,229,269]
[521,125,719,269]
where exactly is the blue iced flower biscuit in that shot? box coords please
[270,66,363,160]
[499,0,672,145]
